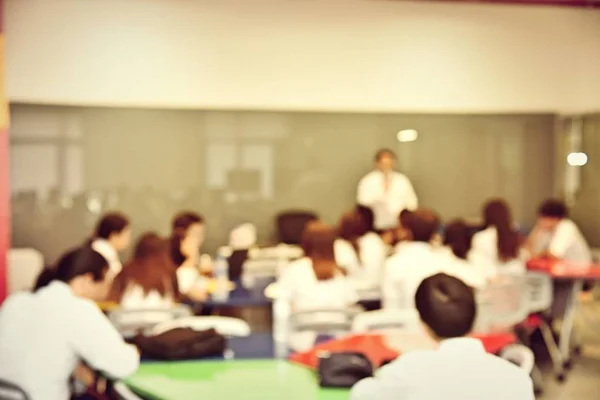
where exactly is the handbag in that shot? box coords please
[318,352,374,388]
[134,327,227,360]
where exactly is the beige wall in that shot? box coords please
[10,104,556,262]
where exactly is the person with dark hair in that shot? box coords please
[526,199,591,262]
[169,211,209,301]
[439,220,485,288]
[110,232,178,309]
[335,208,387,293]
[351,273,535,400]
[278,222,357,311]
[470,199,526,277]
[357,148,418,231]
[91,211,132,275]
[382,209,445,309]
[0,246,140,400]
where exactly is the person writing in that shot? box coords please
[357,149,418,231]
[0,246,140,400]
[351,273,534,400]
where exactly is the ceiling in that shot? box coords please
[396,0,600,8]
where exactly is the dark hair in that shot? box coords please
[399,209,413,228]
[407,209,440,243]
[355,205,375,233]
[169,211,204,267]
[94,212,130,240]
[338,210,370,262]
[415,273,476,339]
[375,148,396,162]
[301,222,338,281]
[444,220,472,260]
[483,199,519,262]
[538,199,568,219]
[35,246,109,290]
[110,232,177,302]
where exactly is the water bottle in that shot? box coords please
[212,254,230,302]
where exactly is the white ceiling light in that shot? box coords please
[397,129,418,142]
[567,152,588,167]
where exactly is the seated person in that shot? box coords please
[0,246,140,400]
[470,199,526,278]
[90,212,132,276]
[109,232,177,309]
[278,222,358,311]
[439,220,486,288]
[335,207,387,292]
[526,199,591,263]
[351,273,535,400]
[382,208,443,309]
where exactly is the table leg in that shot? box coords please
[559,280,583,367]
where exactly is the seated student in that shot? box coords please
[90,212,132,276]
[335,208,387,292]
[526,199,591,263]
[278,222,358,311]
[470,199,526,278]
[0,246,140,400]
[439,220,486,289]
[351,273,535,400]
[109,232,177,309]
[169,211,210,301]
[382,208,443,310]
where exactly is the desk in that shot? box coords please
[127,360,348,400]
[202,278,273,308]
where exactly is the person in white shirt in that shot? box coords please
[440,220,486,289]
[169,211,210,302]
[335,208,387,294]
[351,273,534,400]
[91,212,132,276]
[357,149,418,231]
[470,200,526,278]
[0,246,140,400]
[382,209,443,310]
[109,232,177,309]
[526,199,591,263]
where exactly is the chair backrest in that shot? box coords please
[0,379,29,400]
[352,309,421,333]
[251,245,304,261]
[8,248,44,294]
[289,308,356,335]
[149,316,251,337]
[474,275,528,334]
[276,211,318,245]
[525,272,553,313]
[499,344,535,374]
[109,304,192,337]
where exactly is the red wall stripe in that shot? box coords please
[0,129,8,303]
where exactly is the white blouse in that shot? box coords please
[469,227,526,278]
[334,232,387,292]
[436,247,486,289]
[176,265,205,295]
[119,284,175,310]
[91,239,122,275]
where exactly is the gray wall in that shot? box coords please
[9,104,556,263]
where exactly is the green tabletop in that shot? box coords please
[126,359,350,400]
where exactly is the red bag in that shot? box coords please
[289,334,399,370]
[473,332,517,354]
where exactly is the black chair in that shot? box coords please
[0,379,29,400]
[276,210,318,245]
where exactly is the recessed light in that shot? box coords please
[397,129,418,142]
[567,152,588,167]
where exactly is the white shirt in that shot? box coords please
[120,284,175,310]
[176,266,204,295]
[357,170,418,230]
[351,337,534,400]
[382,242,444,310]
[334,232,387,292]
[436,247,486,289]
[0,281,139,400]
[277,257,358,311]
[469,227,526,279]
[91,239,122,275]
[539,219,591,263]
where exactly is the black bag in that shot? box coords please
[134,327,227,361]
[317,352,374,388]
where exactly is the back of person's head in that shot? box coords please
[170,211,205,266]
[538,199,568,219]
[338,210,370,256]
[407,208,440,243]
[443,220,472,260]
[355,205,375,233]
[94,212,131,251]
[399,209,414,228]
[301,222,338,281]
[36,246,110,300]
[483,199,519,261]
[111,232,176,301]
[415,273,476,340]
